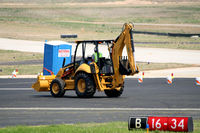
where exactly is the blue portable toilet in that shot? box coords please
[43,41,72,75]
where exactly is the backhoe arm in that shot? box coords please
[112,23,139,86]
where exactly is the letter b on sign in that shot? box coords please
[128,117,147,130]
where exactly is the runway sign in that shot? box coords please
[128,116,193,132]
[128,117,147,130]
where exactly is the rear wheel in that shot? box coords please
[104,85,124,97]
[50,78,65,97]
[75,72,96,98]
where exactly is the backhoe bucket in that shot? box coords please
[32,75,56,92]
[119,56,132,75]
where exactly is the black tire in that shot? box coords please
[75,72,96,98]
[104,85,124,97]
[50,78,65,97]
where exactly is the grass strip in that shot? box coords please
[0,64,42,75]
[0,4,200,49]
[0,121,200,133]
[0,50,43,62]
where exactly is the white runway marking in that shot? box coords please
[0,108,200,111]
[0,88,32,90]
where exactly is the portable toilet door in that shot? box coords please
[43,41,72,75]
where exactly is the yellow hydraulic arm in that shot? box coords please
[112,23,139,87]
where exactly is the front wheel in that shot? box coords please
[75,72,96,98]
[50,78,65,97]
[104,85,124,97]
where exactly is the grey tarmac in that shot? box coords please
[0,78,199,127]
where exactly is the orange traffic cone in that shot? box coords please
[11,70,17,78]
[196,77,200,85]
[167,73,174,84]
[11,69,18,78]
[138,72,144,83]
[16,69,19,75]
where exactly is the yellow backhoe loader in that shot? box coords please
[32,23,139,98]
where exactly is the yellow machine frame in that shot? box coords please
[32,23,139,97]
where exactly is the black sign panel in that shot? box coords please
[128,117,147,130]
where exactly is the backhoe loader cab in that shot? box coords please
[32,23,139,98]
[73,40,114,75]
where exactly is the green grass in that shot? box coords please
[0,50,43,62]
[0,65,42,75]
[0,5,200,25]
[0,121,200,133]
[0,20,199,49]
[137,62,196,71]
[0,5,200,24]
[0,49,196,75]
[0,50,43,75]
[0,3,200,49]
[134,34,200,50]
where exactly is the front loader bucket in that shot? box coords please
[32,75,56,92]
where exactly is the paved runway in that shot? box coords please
[0,78,199,127]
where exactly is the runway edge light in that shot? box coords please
[128,116,193,132]
[146,124,149,133]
